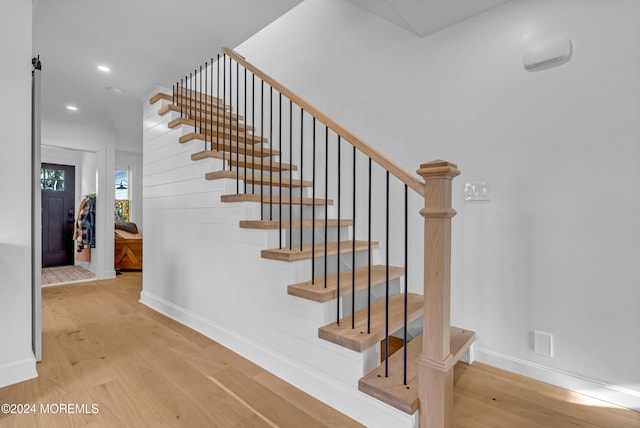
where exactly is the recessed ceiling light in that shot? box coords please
[97,65,110,72]
[66,105,78,111]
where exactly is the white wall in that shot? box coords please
[41,119,116,279]
[141,97,414,428]
[235,0,640,408]
[0,0,37,388]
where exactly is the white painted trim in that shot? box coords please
[0,356,37,388]
[140,290,417,428]
[475,348,640,411]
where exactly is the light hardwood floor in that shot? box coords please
[0,272,638,427]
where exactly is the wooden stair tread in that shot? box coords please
[261,240,377,262]
[150,92,172,104]
[191,151,295,172]
[231,156,297,172]
[168,118,267,142]
[205,171,312,188]
[152,103,244,123]
[181,138,279,157]
[358,327,476,414]
[240,219,353,230]
[318,293,423,353]
[179,132,265,146]
[288,265,404,303]
[174,92,227,110]
[222,194,333,206]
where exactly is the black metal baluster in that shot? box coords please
[336,135,341,326]
[222,56,227,170]
[236,61,240,193]
[269,87,273,219]
[244,67,247,194]
[403,183,408,386]
[204,63,208,151]
[385,170,390,377]
[299,108,304,251]
[260,80,264,221]
[189,72,192,131]
[289,100,293,251]
[252,75,255,194]
[367,157,372,334]
[180,78,183,118]
[324,126,328,291]
[199,65,203,150]
[278,93,282,249]
[312,118,316,284]
[216,54,220,151]
[210,58,213,152]
[352,146,356,329]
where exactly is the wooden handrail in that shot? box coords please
[223,48,425,197]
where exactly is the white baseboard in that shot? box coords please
[475,347,640,411]
[140,290,417,428]
[0,356,38,388]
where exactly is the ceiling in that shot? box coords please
[33,0,510,153]
[33,0,303,152]
[344,0,511,37]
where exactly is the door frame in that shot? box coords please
[32,60,42,362]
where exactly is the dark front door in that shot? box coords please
[41,163,75,267]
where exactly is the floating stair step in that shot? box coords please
[288,265,404,303]
[358,327,476,414]
[205,171,312,188]
[168,118,265,143]
[231,156,296,172]
[172,118,257,140]
[174,91,227,111]
[222,194,333,207]
[191,112,253,131]
[240,219,353,230]
[179,132,264,146]
[181,138,279,158]
[191,151,294,172]
[318,293,423,353]
[150,92,172,104]
[158,104,245,123]
[261,240,377,262]
[152,91,230,113]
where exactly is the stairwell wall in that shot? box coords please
[234,0,640,409]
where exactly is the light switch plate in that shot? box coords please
[464,182,491,201]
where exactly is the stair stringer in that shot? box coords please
[141,91,417,428]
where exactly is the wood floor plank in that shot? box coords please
[210,368,330,428]
[252,371,364,428]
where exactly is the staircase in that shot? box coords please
[145,48,475,428]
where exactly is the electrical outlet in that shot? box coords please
[464,182,491,201]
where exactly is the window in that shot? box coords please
[41,167,65,191]
[114,169,130,223]
[115,169,129,199]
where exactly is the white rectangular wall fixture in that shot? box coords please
[533,330,554,357]
[524,38,573,72]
